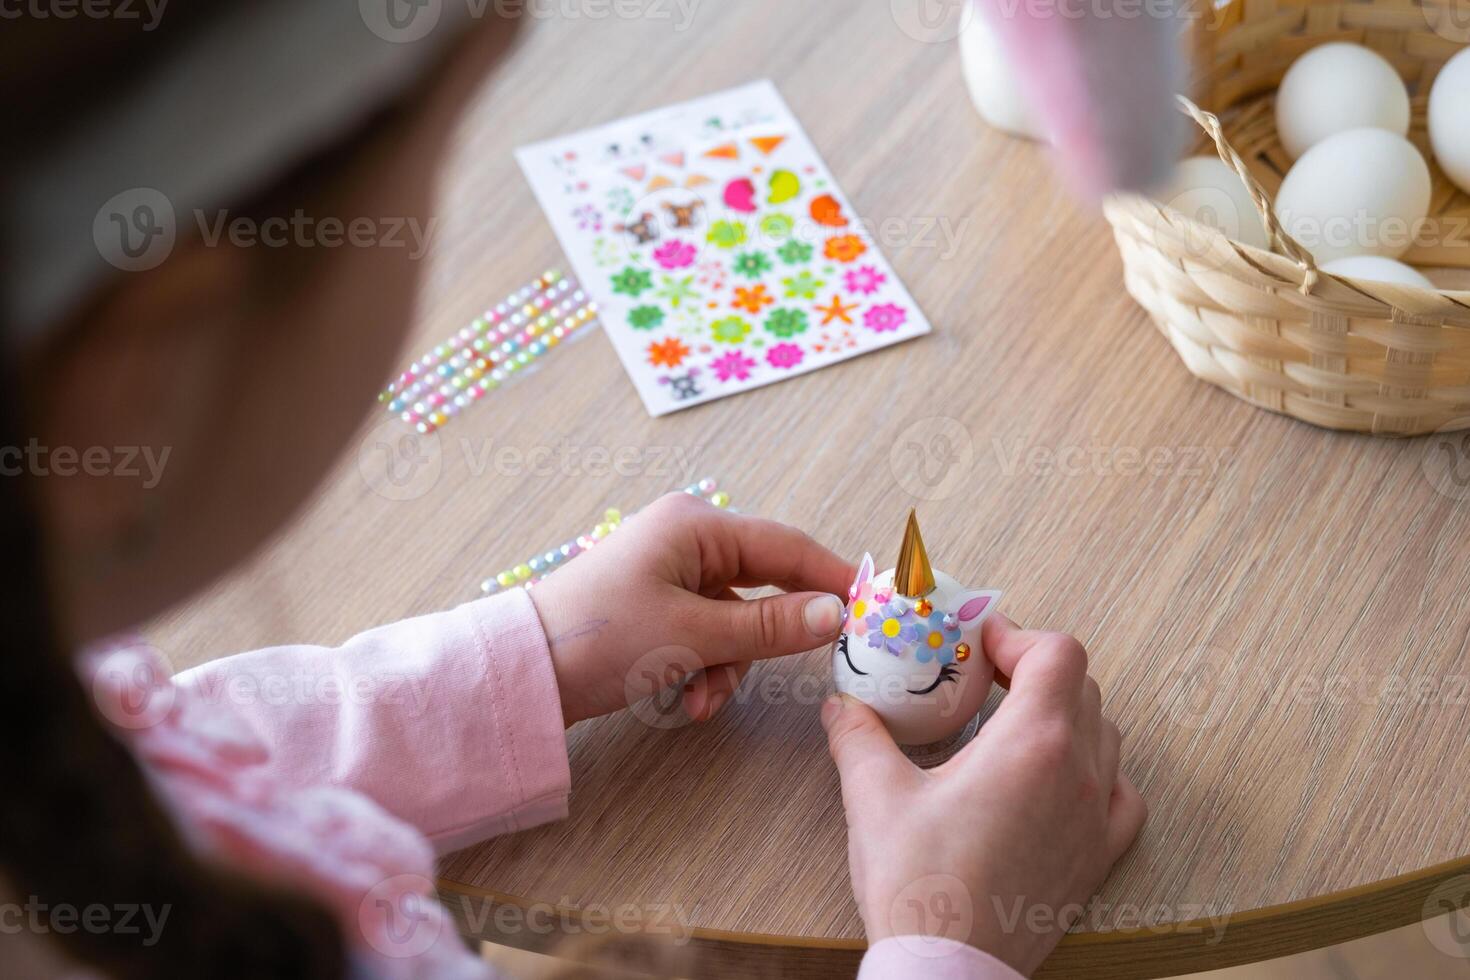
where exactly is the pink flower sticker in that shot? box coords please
[766,343,804,369]
[863,303,907,333]
[843,265,886,295]
[710,350,757,383]
[653,239,697,270]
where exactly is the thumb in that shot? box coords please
[709,591,845,664]
[821,694,909,785]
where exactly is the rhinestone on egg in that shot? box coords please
[954,643,972,662]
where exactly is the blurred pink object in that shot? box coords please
[974,0,1186,199]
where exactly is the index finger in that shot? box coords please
[704,508,857,598]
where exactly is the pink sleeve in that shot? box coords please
[858,937,1026,980]
[172,588,570,854]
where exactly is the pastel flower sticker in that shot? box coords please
[766,343,804,369]
[781,271,825,300]
[843,264,887,295]
[628,305,664,330]
[606,186,634,217]
[764,307,810,339]
[611,266,652,297]
[711,316,751,344]
[864,303,908,333]
[732,251,773,279]
[652,239,697,270]
[647,337,691,368]
[655,275,700,308]
[731,284,775,315]
[707,219,748,249]
[865,605,913,656]
[776,240,813,265]
[710,350,757,383]
[824,234,868,263]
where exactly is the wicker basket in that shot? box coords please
[1103,0,1470,435]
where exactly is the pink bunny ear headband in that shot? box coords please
[973,0,1187,199]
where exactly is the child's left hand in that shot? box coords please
[528,492,854,726]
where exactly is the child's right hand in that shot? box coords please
[822,614,1145,975]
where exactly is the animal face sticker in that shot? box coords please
[831,554,1001,745]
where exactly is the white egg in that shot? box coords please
[1152,156,1271,249]
[958,13,1047,141]
[1275,43,1410,159]
[1430,47,1470,195]
[1275,128,1430,263]
[1321,255,1434,288]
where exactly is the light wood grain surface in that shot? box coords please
[146,0,1470,973]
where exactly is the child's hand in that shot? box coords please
[822,614,1146,975]
[529,493,854,726]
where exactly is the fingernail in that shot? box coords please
[820,694,844,729]
[708,691,730,716]
[804,594,843,637]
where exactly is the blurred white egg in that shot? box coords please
[1321,255,1434,288]
[1152,156,1270,248]
[958,13,1047,141]
[1275,128,1430,263]
[1429,48,1470,195]
[1275,43,1410,159]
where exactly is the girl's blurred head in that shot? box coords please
[4,2,519,644]
[1,6,519,978]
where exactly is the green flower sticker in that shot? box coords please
[782,271,825,300]
[707,219,748,249]
[611,266,652,297]
[777,240,813,265]
[764,307,810,338]
[760,213,795,240]
[732,251,772,279]
[628,305,664,330]
[607,186,634,217]
[711,316,751,344]
[655,275,700,308]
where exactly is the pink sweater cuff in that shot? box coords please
[175,588,571,853]
[858,937,1026,980]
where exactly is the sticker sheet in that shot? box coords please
[517,81,931,416]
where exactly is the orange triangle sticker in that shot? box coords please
[621,164,647,181]
[750,135,786,155]
[684,174,712,187]
[646,175,674,191]
[704,143,740,160]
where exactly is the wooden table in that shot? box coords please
[150,2,1470,976]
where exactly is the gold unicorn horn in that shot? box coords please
[894,509,935,598]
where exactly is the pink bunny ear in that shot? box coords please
[848,553,875,600]
[955,589,1003,627]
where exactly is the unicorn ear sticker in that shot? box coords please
[831,511,1003,752]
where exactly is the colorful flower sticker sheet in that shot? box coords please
[516,81,931,416]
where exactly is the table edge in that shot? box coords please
[438,853,1470,978]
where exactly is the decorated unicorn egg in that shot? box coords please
[832,512,1001,746]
